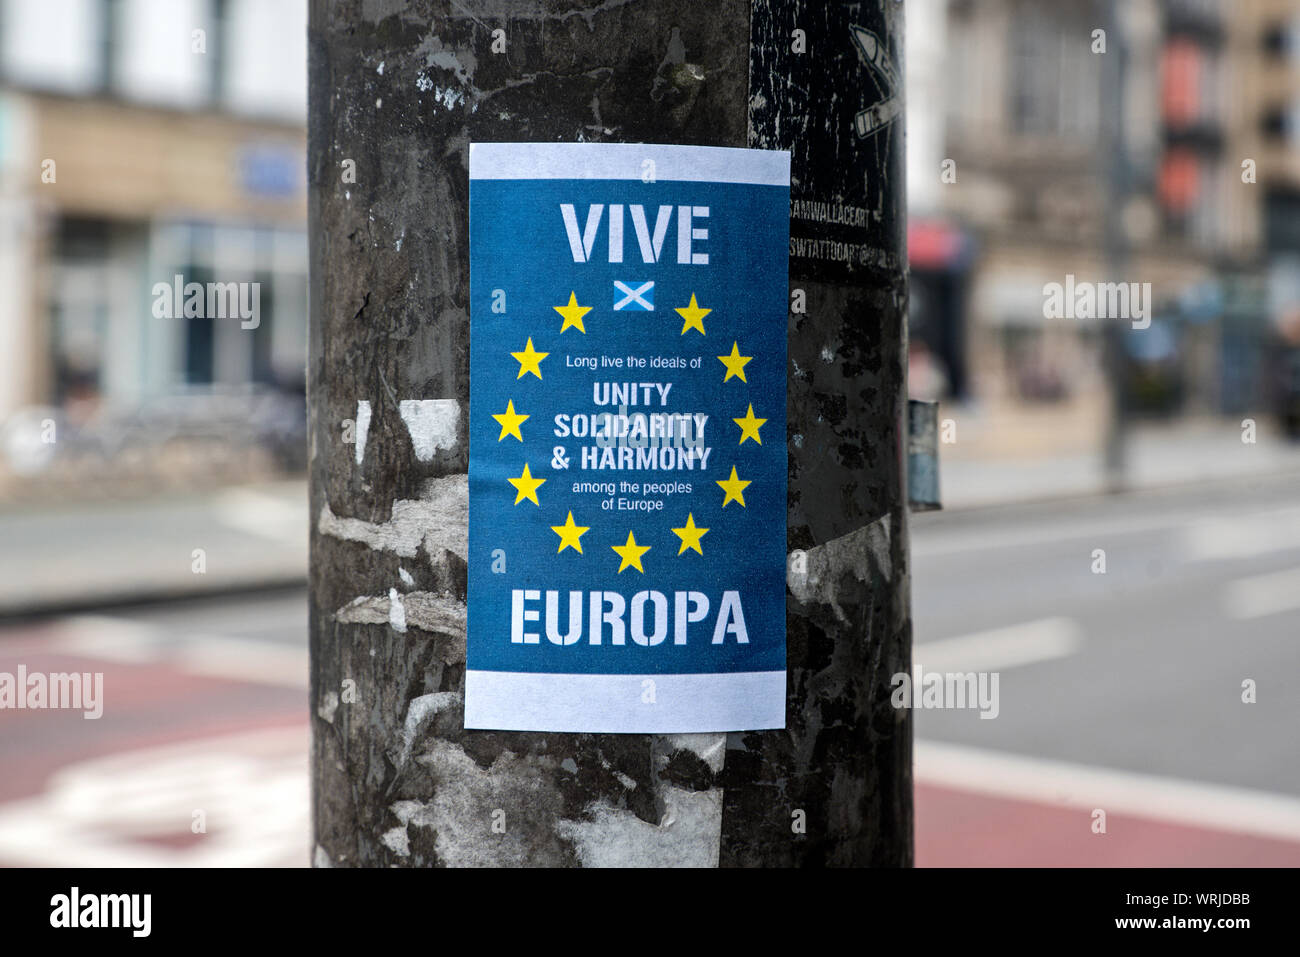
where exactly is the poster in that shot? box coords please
[466,142,790,733]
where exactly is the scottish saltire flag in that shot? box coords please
[467,142,791,733]
[613,280,654,311]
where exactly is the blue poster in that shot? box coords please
[466,142,790,733]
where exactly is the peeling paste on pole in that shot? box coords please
[317,475,467,559]
[555,785,722,868]
[786,514,892,622]
[397,399,460,460]
[317,690,340,724]
[387,587,407,632]
[335,592,467,640]
[354,400,372,465]
[397,692,462,768]
[657,731,727,773]
[409,740,572,867]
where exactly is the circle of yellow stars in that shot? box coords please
[496,289,768,574]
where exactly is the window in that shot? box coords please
[1009,8,1100,141]
[221,0,306,120]
[1009,12,1058,136]
[111,0,211,108]
[1,0,103,93]
[151,221,307,390]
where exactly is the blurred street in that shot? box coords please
[0,590,308,867]
[940,416,1300,509]
[3,471,1299,866]
[0,480,305,616]
[913,472,1300,865]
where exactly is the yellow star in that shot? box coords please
[675,293,711,335]
[550,511,590,554]
[717,341,752,383]
[508,463,546,506]
[733,404,767,445]
[716,466,751,508]
[511,337,548,379]
[671,513,709,556]
[611,530,651,573]
[492,400,529,442]
[553,291,592,334]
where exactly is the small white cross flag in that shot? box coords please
[613,280,654,311]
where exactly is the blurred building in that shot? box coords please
[906,0,975,403]
[1234,0,1300,347]
[0,0,307,426]
[909,0,1300,447]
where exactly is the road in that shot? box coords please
[0,590,308,866]
[0,481,306,616]
[0,474,1297,865]
[912,472,1300,865]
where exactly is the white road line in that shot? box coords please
[913,510,1209,558]
[916,739,1300,844]
[0,727,308,867]
[177,636,307,688]
[914,617,1083,672]
[1223,566,1300,620]
[52,615,167,663]
[1184,505,1300,562]
[51,616,307,688]
[914,501,1300,560]
[213,486,307,544]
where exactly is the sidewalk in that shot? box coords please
[0,480,307,617]
[939,420,1300,510]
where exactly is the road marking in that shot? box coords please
[51,615,166,663]
[1184,505,1300,562]
[177,635,307,688]
[52,615,307,688]
[214,485,307,544]
[0,726,308,867]
[914,501,1300,560]
[916,740,1300,844]
[914,617,1082,672]
[1223,566,1300,620]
